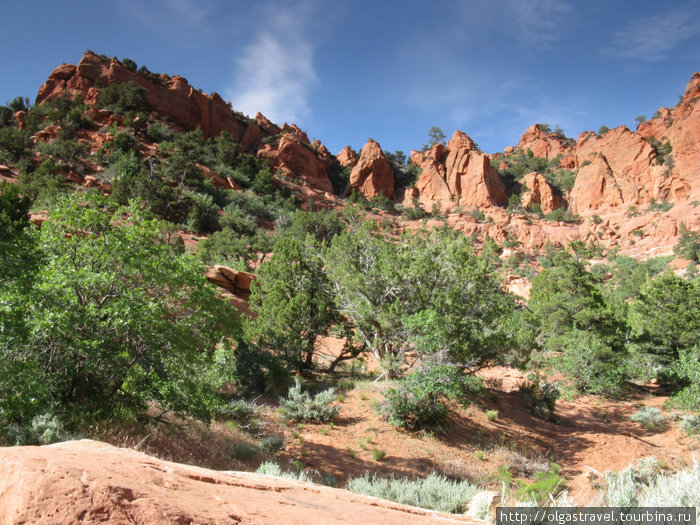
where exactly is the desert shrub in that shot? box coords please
[674,223,700,262]
[36,137,88,170]
[217,398,257,423]
[198,229,253,266]
[279,379,339,422]
[346,472,480,514]
[368,193,395,212]
[382,363,483,431]
[230,441,259,460]
[97,81,151,114]
[680,414,700,436]
[515,463,566,505]
[401,201,428,220]
[646,198,674,212]
[371,448,387,461]
[606,457,700,513]
[2,412,70,446]
[146,121,175,143]
[671,344,700,409]
[111,131,137,153]
[486,410,499,421]
[519,376,559,421]
[630,407,666,430]
[256,461,313,482]
[598,125,610,136]
[260,435,285,455]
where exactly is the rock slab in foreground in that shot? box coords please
[0,440,483,524]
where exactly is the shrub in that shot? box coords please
[630,407,666,430]
[606,457,700,512]
[97,81,151,114]
[256,461,312,482]
[486,410,499,421]
[673,223,700,262]
[346,472,480,514]
[371,448,387,461]
[2,412,70,446]
[519,375,559,421]
[680,414,700,436]
[382,363,483,431]
[146,121,175,143]
[368,193,395,212]
[598,125,610,136]
[230,441,259,460]
[516,463,566,505]
[401,201,428,220]
[279,379,339,422]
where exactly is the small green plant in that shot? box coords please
[360,392,368,400]
[280,379,339,422]
[476,450,485,461]
[357,436,372,450]
[515,463,566,505]
[630,406,666,430]
[519,375,560,421]
[321,427,330,435]
[486,410,499,421]
[260,435,285,455]
[336,393,346,403]
[371,448,387,461]
[256,461,312,482]
[646,198,674,213]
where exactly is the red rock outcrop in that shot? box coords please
[37,51,248,140]
[516,124,575,161]
[520,172,564,213]
[274,133,333,193]
[337,146,358,167]
[407,131,507,211]
[347,139,395,199]
[0,441,481,525]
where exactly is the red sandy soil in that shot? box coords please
[270,363,698,505]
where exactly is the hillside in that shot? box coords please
[1,53,699,521]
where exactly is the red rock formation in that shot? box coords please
[36,51,248,140]
[407,131,507,211]
[516,124,575,161]
[337,146,358,167]
[520,172,564,213]
[14,111,26,130]
[569,126,665,213]
[347,139,395,199]
[274,133,333,193]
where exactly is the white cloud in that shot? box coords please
[226,2,318,125]
[601,7,699,61]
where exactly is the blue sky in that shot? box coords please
[2,1,698,156]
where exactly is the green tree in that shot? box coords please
[629,272,700,365]
[248,235,340,372]
[0,195,241,425]
[423,126,446,151]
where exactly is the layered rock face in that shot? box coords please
[406,131,507,211]
[0,441,481,524]
[37,52,247,140]
[346,139,395,198]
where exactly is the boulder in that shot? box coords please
[337,146,358,167]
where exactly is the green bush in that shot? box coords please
[516,463,566,505]
[346,472,480,514]
[674,223,700,262]
[519,375,560,421]
[630,407,666,430]
[146,121,175,143]
[279,379,339,422]
[2,412,70,446]
[486,409,499,421]
[256,461,313,482]
[382,363,483,431]
[97,81,151,114]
